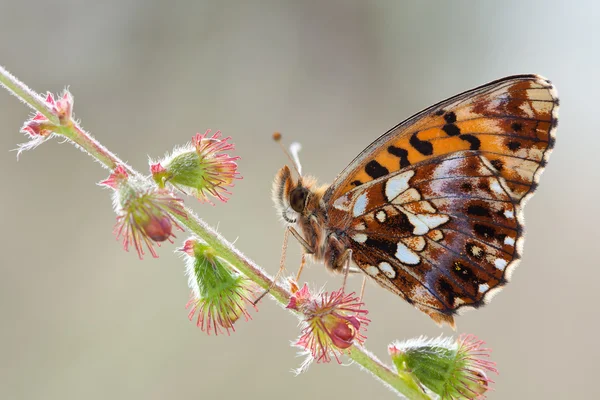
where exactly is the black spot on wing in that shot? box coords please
[461,182,473,192]
[435,278,455,308]
[387,146,411,168]
[511,122,523,132]
[409,132,433,155]
[459,134,481,150]
[467,205,491,217]
[365,160,389,179]
[385,209,415,234]
[364,238,397,256]
[452,261,478,284]
[442,123,461,136]
[507,141,521,151]
[474,223,496,239]
[444,111,457,123]
[491,159,503,171]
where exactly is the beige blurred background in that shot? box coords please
[1,1,597,399]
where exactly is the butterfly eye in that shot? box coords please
[289,187,308,213]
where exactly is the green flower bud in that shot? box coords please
[389,335,497,399]
[180,238,257,335]
[151,130,240,203]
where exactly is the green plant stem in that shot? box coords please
[0,66,431,400]
[59,124,124,172]
[349,345,431,400]
[0,65,58,123]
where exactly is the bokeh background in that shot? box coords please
[1,1,598,399]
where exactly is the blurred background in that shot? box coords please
[1,1,597,399]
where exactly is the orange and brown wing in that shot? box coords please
[324,75,558,206]
[329,152,522,327]
[324,75,558,326]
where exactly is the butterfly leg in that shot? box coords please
[340,249,353,293]
[289,226,314,254]
[253,227,293,305]
[295,253,307,282]
[359,276,367,302]
[288,226,317,284]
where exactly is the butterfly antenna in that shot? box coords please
[273,132,303,177]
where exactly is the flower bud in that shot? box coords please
[150,130,240,203]
[17,91,73,157]
[101,165,187,259]
[180,238,258,335]
[287,284,369,372]
[388,334,497,399]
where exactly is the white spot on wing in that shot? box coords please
[354,222,366,231]
[333,194,352,211]
[417,213,450,229]
[401,236,426,252]
[504,209,514,219]
[454,298,466,306]
[525,88,553,101]
[385,171,414,201]
[532,100,553,114]
[519,102,535,117]
[395,242,420,265]
[478,283,490,293]
[504,236,515,246]
[495,258,508,270]
[427,229,443,241]
[379,262,396,279]
[490,181,503,194]
[393,188,421,205]
[375,210,387,223]
[365,265,379,277]
[353,193,368,217]
[352,233,367,243]
[469,245,483,257]
[404,211,429,235]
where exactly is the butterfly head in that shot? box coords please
[272,165,327,225]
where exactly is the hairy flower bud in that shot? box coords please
[101,165,187,259]
[389,335,497,399]
[287,284,369,372]
[151,130,240,203]
[18,91,73,156]
[180,238,258,335]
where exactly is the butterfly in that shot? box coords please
[273,75,558,327]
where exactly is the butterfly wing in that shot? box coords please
[324,75,558,205]
[324,75,558,326]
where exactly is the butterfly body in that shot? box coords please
[273,75,558,327]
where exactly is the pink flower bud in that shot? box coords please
[141,215,173,242]
[287,284,369,371]
[103,166,187,259]
[17,91,73,157]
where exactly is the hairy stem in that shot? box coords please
[350,345,430,400]
[0,66,430,400]
[0,65,58,123]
